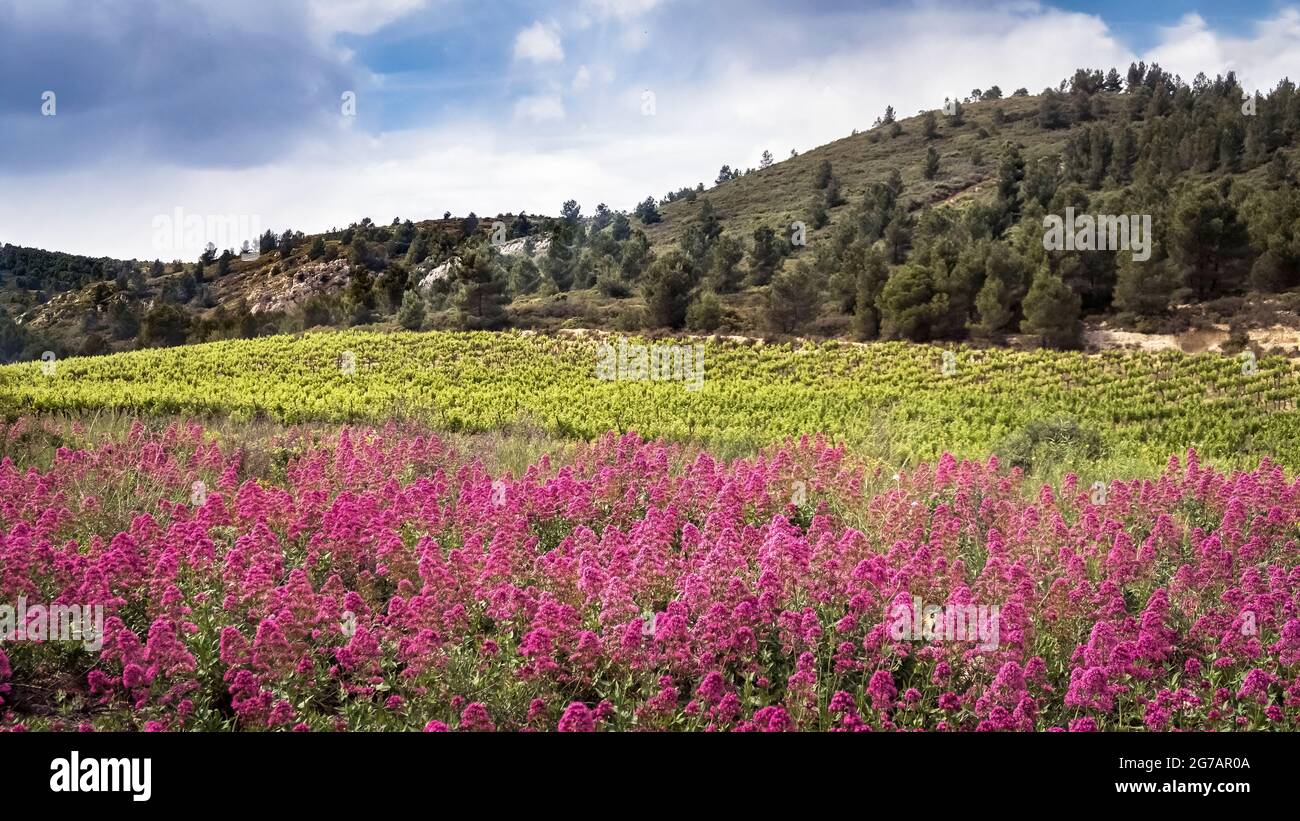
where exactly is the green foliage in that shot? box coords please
[879,264,944,341]
[641,251,694,329]
[1021,266,1082,348]
[686,290,725,331]
[998,415,1105,473]
[748,226,788,286]
[1167,183,1251,299]
[454,249,509,331]
[397,290,426,331]
[138,304,192,348]
[765,262,820,334]
[923,146,940,180]
[7,332,1300,472]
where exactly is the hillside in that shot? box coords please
[642,94,1046,249]
[4,65,1300,363]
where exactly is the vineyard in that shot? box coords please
[1,330,1298,470]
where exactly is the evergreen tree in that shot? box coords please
[922,109,939,139]
[641,251,694,328]
[510,211,532,238]
[748,226,787,285]
[453,249,508,330]
[619,232,652,281]
[405,232,430,266]
[850,245,890,340]
[765,262,820,334]
[1114,256,1178,315]
[138,304,192,348]
[396,289,426,330]
[686,290,725,331]
[947,98,964,126]
[973,274,1013,335]
[815,159,834,189]
[1168,183,1250,299]
[1038,90,1069,129]
[216,250,232,277]
[994,144,1026,228]
[883,207,913,264]
[461,212,480,237]
[543,221,578,290]
[706,234,745,293]
[634,196,662,225]
[345,266,377,325]
[611,212,632,241]
[879,264,942,341]
[504,258,540,296]
[1020,266,1082,348]
[923,146,940,180]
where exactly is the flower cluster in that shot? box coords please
[1,418,1297,731]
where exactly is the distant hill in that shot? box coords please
[4,64,1300,363]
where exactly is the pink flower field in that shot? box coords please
[1,417,1299,732]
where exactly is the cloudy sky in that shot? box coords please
[2,0,1299,260]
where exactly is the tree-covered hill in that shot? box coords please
[4,64,1299,363]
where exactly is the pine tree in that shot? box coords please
[1020,266,1081,348]
[815,159,833,189]
[1269,150,1292,187]
[850,245,889,340]
[453,249,508,330]
[543,222,577,290]
[922,110,939,139]
[509,257,542,295]
[686,291,725,331]
[1114,256,1177,315]
[611,212,631,241]
[765,262,820,334]
[396,289,426,330]
[879,263,942,341]
[748,226,787,285]
[641,251,694,328]
[1039,90,1069,129]
[973,274,1013,335]
[706,234,745,293]
[923,147,940,180]
[1168,183,1250,299]
[299,235,321,260]
[634,196,662,225]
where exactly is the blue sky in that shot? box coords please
[2,0,1299,259]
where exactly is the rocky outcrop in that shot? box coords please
[248,259,352,315]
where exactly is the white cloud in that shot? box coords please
[582,0,667,20]
[11,1,1300,260]
[514,94,566,122]
[1145,9,1300,95]
[513,21,565,63]
[573,65,592,90]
